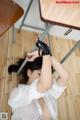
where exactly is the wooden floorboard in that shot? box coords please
[0,29,80,120]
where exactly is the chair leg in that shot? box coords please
[12,25,16,43]
[39,24,53,41]
[18,0,33,32]
[61,40,80,63]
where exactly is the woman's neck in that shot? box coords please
[27,79,32,85]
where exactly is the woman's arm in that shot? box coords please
[51,56,69,86]
[27,50,52,93]
[37,55,52,92]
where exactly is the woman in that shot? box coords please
[8,40,69,120]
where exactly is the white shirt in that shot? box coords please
[8,79,66,120]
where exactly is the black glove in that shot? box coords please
[36,39,52,56]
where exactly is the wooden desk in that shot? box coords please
[39,0,80,30]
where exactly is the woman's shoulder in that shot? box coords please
[10,79,38,97]
[10,84,28,96]
[11,80,37,93]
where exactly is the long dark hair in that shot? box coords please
[8,57,43,84]
[8,56,54,84]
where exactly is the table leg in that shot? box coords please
[61,40,80,63]
[44,23,52,50]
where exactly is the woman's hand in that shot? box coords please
[26,50,41,61]
[36,39,52,56]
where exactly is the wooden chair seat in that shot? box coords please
[0,0,24,36]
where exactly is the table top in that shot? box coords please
[39,0,80,30]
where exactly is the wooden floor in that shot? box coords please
[0,29,80,120]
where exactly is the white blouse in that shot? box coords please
[8,79,66,120]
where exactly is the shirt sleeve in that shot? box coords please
[48,80,67,99]
[28,79,45,99]
[8,80,45,109]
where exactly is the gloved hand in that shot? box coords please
[36,39,52,56]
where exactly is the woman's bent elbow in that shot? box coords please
[42,80,52,91]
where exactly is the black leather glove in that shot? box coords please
[36,39,52,56]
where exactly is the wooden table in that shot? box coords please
[39,0,80,30]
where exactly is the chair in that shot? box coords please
[0,0,24,42]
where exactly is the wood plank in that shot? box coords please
[58,96,80,120]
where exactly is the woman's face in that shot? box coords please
[27,69,41,83]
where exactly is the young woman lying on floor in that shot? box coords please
[8,40,69,120]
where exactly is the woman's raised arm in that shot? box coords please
[37,55,52,92]
[51,56,69,86]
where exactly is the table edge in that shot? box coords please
[38,0,80,30]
